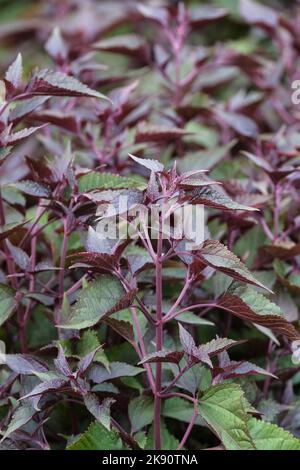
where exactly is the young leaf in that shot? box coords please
[5,53,23,89]
[83,394,115,431]
[129,154,164,172]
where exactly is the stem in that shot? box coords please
[177,404,198,450]
[154,209,163,450]
[55,216,69,326]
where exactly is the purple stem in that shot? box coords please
[154,210,163,450]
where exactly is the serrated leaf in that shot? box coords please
[31,70,108,100]
[219,283,300,341]
[83,394,114,431]
[187,186,257,211]
[60,275,132,329]
[0,283,16,326]
[14,180,51,198]
[129,154,164,172]
[5,53,23,89]
[248,418,300,450]
[199,383,255,450]
[77,171,145,192]
[138,350,184,365]
[67,421,123,450]
[129,396,154,433]
[6,125,46,145]
[198,240,271,292]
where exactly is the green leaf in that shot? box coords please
[199,383,255,450]
[128,396,154,433]
[60,275,130,329]
[77,172,146,192]
[67,421,123,450]
[199,240,271,292]
[162,397,196,424]
[248,418,300,450]
[0,283,16,326]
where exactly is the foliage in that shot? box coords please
[0,0,300,451]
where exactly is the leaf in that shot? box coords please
[54,345,72,377]
[138,350,184,365]
[135,123,190,143]
[0,403,35,443]
[67,421,123,450]
[128,396,154,433]
[5,354,48,375]
[21,378,68,409]
[218,283,300,341]
[187,186,258,211]
[175,311,214,326]
[93,34,147,57]
[5,53,23,89]
[129,154,164,172]
[247,418,300,450]
[6,239,30,271]
[9,96,50,123]
[88,362,144,384]
[6,125,46,145]
[178,140,236,172]
[189,6,228,27]
[77,172,145,192]
[199,383,255,450]
[83,394,114,431]
[60,275,132,329]
[0,283,16,326]
[198,240,271,292]
[162,397,195,423]
[217,110,258,137]
[45,27,68,62]
[179,323,195,355]
[14,180,51,198]
[240,0,279,30]
[30,70,108,100]
[198,337,243,358]
[137,4,169,25]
